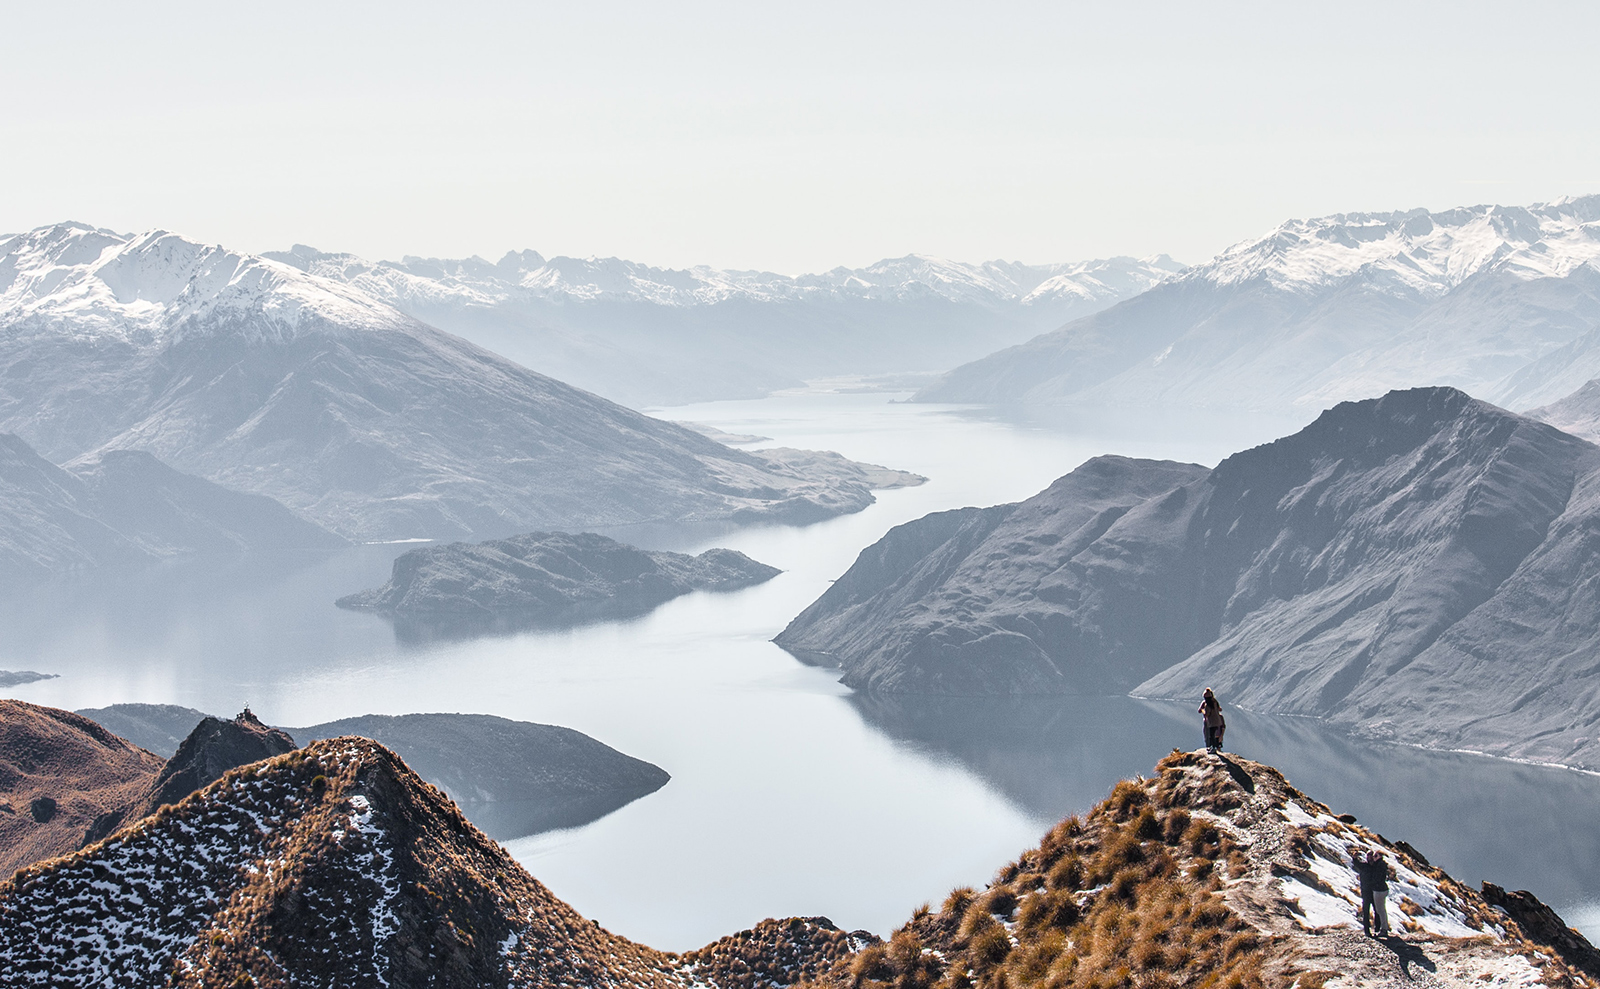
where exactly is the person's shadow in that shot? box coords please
[1218,754,1257,794]
[1381,934,1436,978]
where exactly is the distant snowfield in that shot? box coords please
[918,195,1600,416]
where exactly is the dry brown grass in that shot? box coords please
[798,758,1272,989]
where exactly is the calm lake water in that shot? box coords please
[4,391,1598,949]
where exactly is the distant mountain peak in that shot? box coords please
[1193,195,1600,297]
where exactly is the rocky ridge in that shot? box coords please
[337,530,782,633]
[288,713,670,839]
[0,739,1592,989]
[779,387,1600,768]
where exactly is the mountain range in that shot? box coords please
[1,715,1592,989]
[779,387,1600,769]
[917,196,1600,415]
[266,245,1184,406]
[0,223,914,542]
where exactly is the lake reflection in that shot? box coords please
[2,390,1596,948]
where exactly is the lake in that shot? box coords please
[3,390,1597,949]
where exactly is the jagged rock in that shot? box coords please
[137,708,296,816]
[337,531,781,634]
[0,737,696,989]
[1482,883,1600,980]
[779,387,1600,768]
[288,713,670,839]
[0,699,163,876]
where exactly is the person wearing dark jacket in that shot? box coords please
[1199,688,1226,753]
[1354,850,1392,936]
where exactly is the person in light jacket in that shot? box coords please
[1199,688,1226,754]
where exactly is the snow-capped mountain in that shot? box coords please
[917,196,1600,413]
[0,223,410,346]
[266,245,1184,405]
[0,222,911,542]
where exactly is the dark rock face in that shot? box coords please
[139,709,296,816]
[1482,882,1600,980]
[287,713,670,839]
[74,703,212,759]
[781,388,1600,767]
[337,530,781,634]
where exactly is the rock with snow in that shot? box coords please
[0,222,915,542]
[782,387,1600,769]
[0,737,699,989]
[137,709,296,819]
[288,713,669,839]
[337,530,781,635]
[266,243,1185,406]
[917,196,1600,414]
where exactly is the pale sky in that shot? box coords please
[3,0,1598,273]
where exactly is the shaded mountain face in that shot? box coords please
[0,223,910,542]
[266,244,1185,407]
[287,713,669,839]
[0,432,343,584]
[1526,377,1600,444]
[0,699,163,877]
[337,530,781,637]
[0,737,696,989]
[781,387,1600,768]
[916,196,1600,414]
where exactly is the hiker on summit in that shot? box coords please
[1199,688,1226,754]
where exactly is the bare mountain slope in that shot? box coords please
[781,387,1600,767]
[917,197,1600,414]
[0,223,910,541]
[0,433,342,582]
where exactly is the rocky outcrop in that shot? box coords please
[682,917,879,989]
[0,737,695,989]
[795,752,1599,989]
[288,713,669,839]
[337,531,781,633]
[780,388,1600,768]
[136,709,296,818]
[0,699,163,876]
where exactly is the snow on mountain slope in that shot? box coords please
[267,244,1183,310]
[0,223,410,347]
[917,196,1600,413]
[265,244,1184,406]
[0,223,913,542]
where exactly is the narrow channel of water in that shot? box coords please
[3,392,1596,948]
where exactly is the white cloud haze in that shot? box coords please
[3,0,1598,271]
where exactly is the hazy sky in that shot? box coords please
[3,1,1598,272]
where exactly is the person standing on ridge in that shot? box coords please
[1354,849,1376,935]
[1199,688,1226,754]
[1366,850,1392,937]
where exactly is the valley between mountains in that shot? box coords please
[9,194,1600,984]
